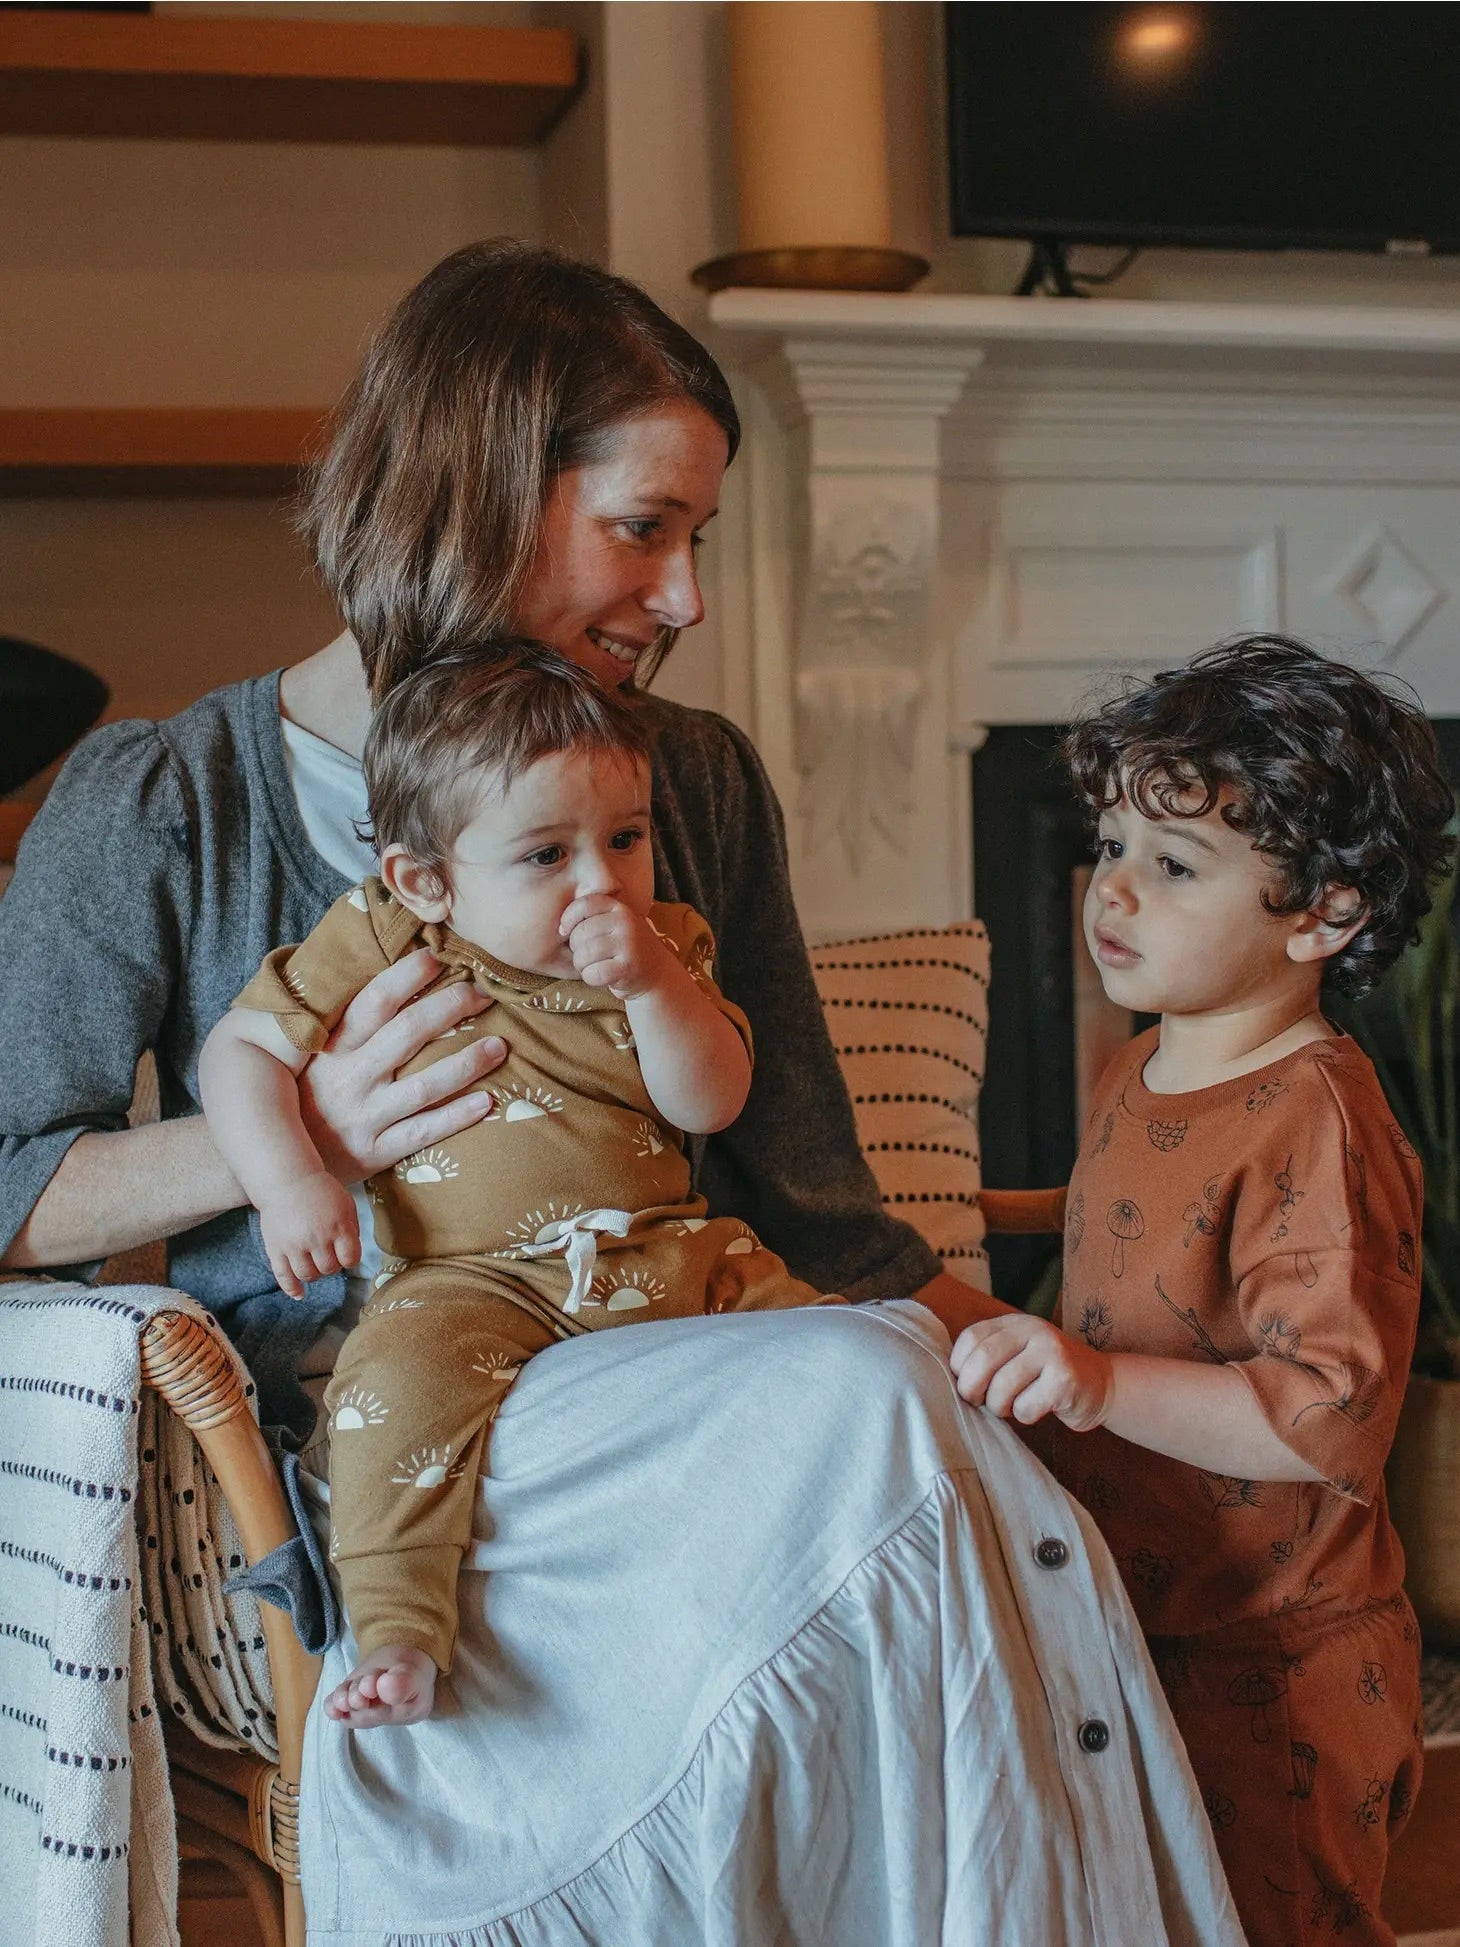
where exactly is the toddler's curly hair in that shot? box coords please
[1064,633,1456,998]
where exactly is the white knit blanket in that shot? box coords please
[0,1279,271,1947]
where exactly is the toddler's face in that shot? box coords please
[434,746,654,978]
[1083,780,1305,1020]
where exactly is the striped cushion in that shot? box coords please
[810,922,990,1287]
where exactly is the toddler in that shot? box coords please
[951,635,1454,1946]
[200,643,835,1730]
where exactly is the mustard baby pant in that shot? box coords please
[323,1216,839,1672]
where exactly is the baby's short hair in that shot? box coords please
[1064,633,1455,997]
[363,639,652,874]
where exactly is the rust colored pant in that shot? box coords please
[1150,1594,1423,1947]
[324,1216,839,1671]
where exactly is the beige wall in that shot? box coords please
[1,2,545,737]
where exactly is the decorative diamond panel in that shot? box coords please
[1331,527,1445,656]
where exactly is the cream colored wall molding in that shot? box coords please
[742,330,983,939]
[713,290,1460,935]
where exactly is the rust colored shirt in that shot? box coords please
[1051,1028,1421,1639]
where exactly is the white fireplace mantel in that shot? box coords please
[712,288,1460,359]
[709,290,1460,940]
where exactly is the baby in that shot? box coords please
[200,642,835,1729]
[951,634,1453,1946]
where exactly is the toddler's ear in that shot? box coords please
[1285,885,1367,968]
[380,845,451,925]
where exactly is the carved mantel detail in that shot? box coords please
[712,291,1460,937]
[795,501,930,867]
[752,333,984,932]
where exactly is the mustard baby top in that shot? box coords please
[232,878,752,1265]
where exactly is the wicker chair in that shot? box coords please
[139,1306,320,1947]
[2,802,320,1947]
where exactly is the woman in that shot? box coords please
[0,244,1240,1944]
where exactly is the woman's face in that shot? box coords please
[515,400,730,690]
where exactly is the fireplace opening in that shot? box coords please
[972,720,1460,1307]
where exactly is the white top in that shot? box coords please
[278,712,382,1334]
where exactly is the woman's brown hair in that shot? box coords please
[302,240,741,703]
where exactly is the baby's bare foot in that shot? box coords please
[325,1645,437,1729]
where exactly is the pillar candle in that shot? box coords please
[727,1,892,254]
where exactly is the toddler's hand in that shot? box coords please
[259,1172,361,1300]
[951,1313,1113,1432]
[560,895,669,999]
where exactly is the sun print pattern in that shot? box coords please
[390,1445,467,1490]
[331,1386,388,1431]
[587,1269,668,1311]
[395,1146,460,1184]
[523,989,588,1013]
[503,1201,586,1250]
[470,1348,521,1384]
[486,1084,565,1122]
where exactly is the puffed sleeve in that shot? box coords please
[687,718,943,1304]
[0,721,189,1268]
[233,878,412,1054]
[646,901,753,1060]
[1228,1060,1422,1504]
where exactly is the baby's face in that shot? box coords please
[438,746,654,978]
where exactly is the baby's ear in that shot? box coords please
[1286,885,1368,967]
[380,846,451,925]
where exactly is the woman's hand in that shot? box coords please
[951,1313,1114,1432]
[299,948,506,1184]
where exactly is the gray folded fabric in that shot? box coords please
[223,1448,341,1654]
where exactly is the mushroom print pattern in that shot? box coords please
[1046,1028,1426,1945]
[1228,1666,1286,1743]
[1067,1190,1085,1253]
[1289,1740,1318,1800]
[1106,1198,1143,1277]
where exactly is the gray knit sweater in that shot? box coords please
[0,672,938,1430]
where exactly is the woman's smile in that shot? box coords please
[514,399,729,688]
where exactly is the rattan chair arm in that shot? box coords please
[977,1186,1069,1235]
[139,1306,321,1870]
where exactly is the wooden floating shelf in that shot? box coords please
[0,408,331,495]
[0,12,580,146]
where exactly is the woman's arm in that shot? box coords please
[0,720,503,1272]
[662,714,945,1301]
[6,952,504,1271]
[2,1117,244,1268]
[912,1270,1017,1340]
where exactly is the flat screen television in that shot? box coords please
[946,3,1460,258]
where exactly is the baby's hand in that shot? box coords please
[560,895,670,1000]
[259,1172,361,1300]
[951,1313,1113,1433]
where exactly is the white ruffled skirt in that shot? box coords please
[300,1301,1243,1946]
